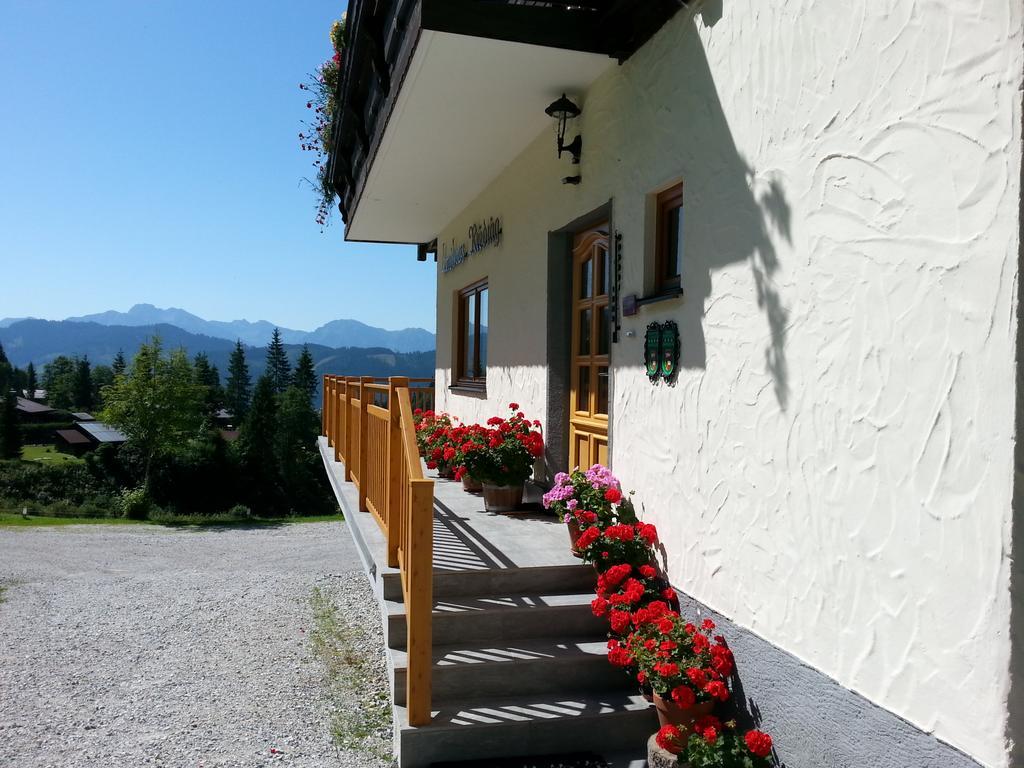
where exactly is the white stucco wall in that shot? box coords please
[433,3,1022,765]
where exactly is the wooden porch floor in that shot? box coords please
[318,436,580,574]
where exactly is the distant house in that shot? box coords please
[218,429,239,443]
[70,412,95,422]
[55,429,92,456]
[15,397,55,422]
[213,409,235,429]
[74,421,128,447]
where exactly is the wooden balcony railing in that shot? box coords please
[321,375,436,725]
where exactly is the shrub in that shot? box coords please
[118,487,152,520]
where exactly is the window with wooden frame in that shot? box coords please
[454,278,488,390]
[655,182,684,294]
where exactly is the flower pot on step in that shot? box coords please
[566,518,585,558]
[438,466,454,479]
[652,692,715,732]
[481,483,524,512]
[462,475,483,493]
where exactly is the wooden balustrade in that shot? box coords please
[321,374,435,726]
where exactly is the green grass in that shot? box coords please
[0,513,144,528]
[309,586,392,758]
[0,511,344,528]
[19,445,84,465]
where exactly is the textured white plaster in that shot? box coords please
[432,3,1022,765]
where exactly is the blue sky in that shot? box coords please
[0,1,437,332]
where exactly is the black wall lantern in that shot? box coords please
[545,93,582,184]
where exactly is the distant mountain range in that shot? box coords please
[0,319,435,384]
[0,304,435,353]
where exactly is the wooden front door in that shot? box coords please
[569,224,611,470]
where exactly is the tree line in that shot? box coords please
[0,330,334,520]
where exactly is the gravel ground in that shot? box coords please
[0,522,392,768]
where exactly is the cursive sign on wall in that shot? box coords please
[441,217,502,273]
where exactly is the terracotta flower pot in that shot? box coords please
[652,692,715,732]
[462,474,483,493]
[482,483,524,512]
[639,681,655,702]
[438,466,454,479]
[566,519,585,558]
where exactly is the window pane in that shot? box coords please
[596,366,609,415]
[597,305,610,355]
[577,366,591,413]
[596,248,607,296]
[665,203,683,279]
[478,287,488,377]
[464,293,476,379]
[578,308,592,355]
[580,257,593,298]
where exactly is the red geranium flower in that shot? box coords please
[670,684,696,708]
[655,725,684,755]
[704,679,729,701]
[694,714,721,743]
[604,488,622,503]
[744,730,773,758]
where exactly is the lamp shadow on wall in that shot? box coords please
[670,18,793,410]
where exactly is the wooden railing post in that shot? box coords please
[333,377,343,464]
[343,376,356,481]
[357,375,373,512]
[322,375,330,441]
[406,475,434,726]
[385,377,408,568]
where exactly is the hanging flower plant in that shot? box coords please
[299,15,346,229]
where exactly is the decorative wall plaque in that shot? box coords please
[643,320,680,384]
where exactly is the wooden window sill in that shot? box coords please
[449,383,487,396]
[637,286,684,308]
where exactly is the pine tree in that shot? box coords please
[193,353,224,414]
[236,375,281,511]
[0,389,22,460]
[73,357,93,410]
[25,362,37,399]
[292,345,317,401]
[112,349,127,378]
[265,328,292,394]
[0,343,12,396]
[224,340,252,419]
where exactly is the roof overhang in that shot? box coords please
[349,32,610,243]
[330,0,690,244]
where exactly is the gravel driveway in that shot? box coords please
[0,522,390,768]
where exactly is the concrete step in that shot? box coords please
[392,637,626,705]
[396,690,657,768]
[382,564,595,601]
[386,592,606,649]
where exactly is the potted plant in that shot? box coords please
[656,719,774,768]
[543,465,635,555]
[414,410,452,459]
[421,414,460,479]
[451,424,489,492]
[471,403,544,512]
[626,611,735,733]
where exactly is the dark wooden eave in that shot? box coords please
[328,0,690,242]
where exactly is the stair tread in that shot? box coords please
[392,636,611,669]
[386,591,596,617]
[397,689,653,730]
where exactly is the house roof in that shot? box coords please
[16,397,54,415]
[71,412,95,421]
[76,421,128,443]
[55,429,91,445]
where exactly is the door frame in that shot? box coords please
[545,200,614,478]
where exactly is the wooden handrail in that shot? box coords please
[321,374,434,725]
